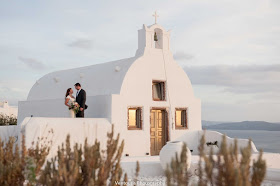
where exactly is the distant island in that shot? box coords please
[203,121,280,131]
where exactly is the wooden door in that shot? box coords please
[150,109,166,155]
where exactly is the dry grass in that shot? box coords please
[39,125,128,186]
[0,135,50,186]
[0,125,133,186]
[0,125,266,186]
[165,134,266,186]
[165,143,190,185]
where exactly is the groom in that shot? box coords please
[75,83,87,118]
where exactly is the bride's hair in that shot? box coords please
[65,88,72,98]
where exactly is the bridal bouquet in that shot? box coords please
[69,102,80,114]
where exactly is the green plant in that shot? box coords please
[0,114,17,126]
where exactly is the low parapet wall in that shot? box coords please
[20,117,113,159]
[0,125,19,142]
[175,130,258,155]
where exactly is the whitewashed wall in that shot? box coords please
[18,95,112,125]
[175,130,258,155]
[112,36,201,156]
[21,117,113,159]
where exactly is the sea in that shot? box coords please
[213,130,280,153]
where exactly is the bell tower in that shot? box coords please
[135,12,171,56]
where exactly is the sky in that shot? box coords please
[0,0,279,122]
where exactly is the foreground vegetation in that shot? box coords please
[165,135,266,186]
[0,114,17,126]
[0,126,128,186]
[0,126,266,185]
[39,126,127,185]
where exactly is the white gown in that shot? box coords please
[66,95,76,118]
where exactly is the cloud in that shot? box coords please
[18,56,47,71]
[201,100,280,122]
[173,51,194,61]
[184,64,280,94]
[67,38,93,50]
[0,83,31,105]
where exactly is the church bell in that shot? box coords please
[154,32,158,41]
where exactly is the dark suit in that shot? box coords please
[76,89,86,118]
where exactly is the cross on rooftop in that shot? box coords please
[153,11,159,24]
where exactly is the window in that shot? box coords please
[152,81,165,101]
[175,108,188,129]
[128,107,142,130]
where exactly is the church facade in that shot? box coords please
[18,23,201,156]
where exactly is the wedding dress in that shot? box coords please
[66,95,76,118]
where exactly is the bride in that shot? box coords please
[65,88,76,118]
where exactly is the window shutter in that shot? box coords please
[161,82,165,100]
[181,110,186,127]
[136,109,141,128]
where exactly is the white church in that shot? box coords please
[1,19,280,182]
[18,22,201,156]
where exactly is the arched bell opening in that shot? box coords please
[154,28,163,49]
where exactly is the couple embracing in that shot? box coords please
[65,83,87,118]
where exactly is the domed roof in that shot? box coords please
[27,57,137,101]
[28,23,173,101]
